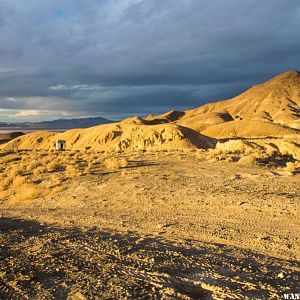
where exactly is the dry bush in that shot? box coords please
[92,158,103,165]
[68,151,77,157]
[50,174,63,186]
[1,155,21,164]
[33,166,47,176]
[61,156,71,164]
[26,161,42,172]
[10,183,42,203]
[33,155,50,166]
[237,154,260,165]
[73,153,82,160]
[12,175,27,187]
[103,157,129,171]
[87,161,94,168]
[65,165,82,177]
[121,170,129,177]
[64,157,77,165]
[92,154,100,160]
[51,186,65,193]
[0,178,12,191]
[46,162,61,172]
[27,152,39,160]
[7,164,25,178]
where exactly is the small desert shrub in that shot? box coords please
[103,158,129,171]
[121,170,128,177]
[64,157,77,165]
[61,156,70,164]
[73,153,82,160]
[2,155,21,164]
[8,165,24,178]
[12,175,27,186]
[26,161,42,172]
[42,156,53,165]
[0,178,12,191]
[52,186,65,193]
[46,162,61,172]
[33,166,47,176]
[237,155,260,165]
[87,161,94,168]
[10,183,42,203]
[92,158,103,165]
[50,174,63,186]
[92,154,100,160]
[65,165,82,177]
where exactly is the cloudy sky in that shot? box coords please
[0,0,300,122]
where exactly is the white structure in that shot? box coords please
[55,140,66,151]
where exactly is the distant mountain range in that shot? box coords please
[0,116,114,130]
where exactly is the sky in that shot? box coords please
[0,0,300,122]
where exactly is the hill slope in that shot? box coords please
[1,123,216,152]
[178,70,300,136]
[124,70,300,138]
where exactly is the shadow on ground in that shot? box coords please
[0,217,299,299]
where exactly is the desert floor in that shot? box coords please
[0,150,299,299]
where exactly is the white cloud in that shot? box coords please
[5,97,17,102]
[49,84,102,91]
[14,109,43,117]
[0,108,101,122]
[49,85,67,90]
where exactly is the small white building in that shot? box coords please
[55,140,66,151]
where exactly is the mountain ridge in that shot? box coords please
[0,116,114,130]
[124,70,300,138]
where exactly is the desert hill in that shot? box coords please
[178,70,300,137]
[1,123,216,152]
[123,70,300,138]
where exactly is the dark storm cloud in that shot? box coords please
[0,0,300,121]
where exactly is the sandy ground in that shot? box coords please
[1,151,300,299]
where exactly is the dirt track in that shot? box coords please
[1,151,300,299]
[0,217,299,300]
